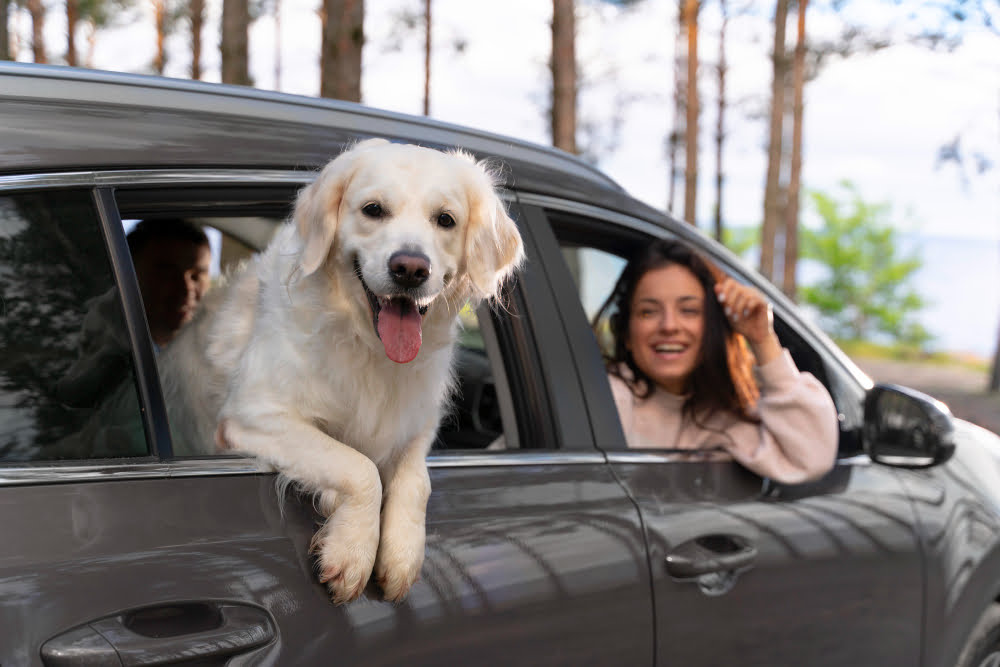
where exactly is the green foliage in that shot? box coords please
[78,0,137,30]
[721,225,759,260]
[799,181,932,349]
[836,338,987,370]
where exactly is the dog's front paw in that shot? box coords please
[311,514,379,605]
[374,519,426,603]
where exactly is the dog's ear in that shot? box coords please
[295,139,389,276]
[462,160,525,300]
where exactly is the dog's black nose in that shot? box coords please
[388,251,431,288]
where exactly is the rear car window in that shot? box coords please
[111,197,523,455]
[0,191,149,461]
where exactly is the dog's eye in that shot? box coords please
[436,212,456,229]
[362,202,384,218]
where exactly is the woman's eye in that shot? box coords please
[362,202,384,218]
[437,212,456,229]
[682,308,701,317]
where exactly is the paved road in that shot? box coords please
[853,356,1000,436]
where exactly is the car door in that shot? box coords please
[519,196,929,666]
[0,174,654,666]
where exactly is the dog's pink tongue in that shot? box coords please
[377,299,422,363]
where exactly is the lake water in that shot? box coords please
[790,233,999,359]
[905,234,1000,359]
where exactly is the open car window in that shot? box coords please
[113,187,524,456]
[548,209,856,457]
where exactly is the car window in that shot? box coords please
[0,191,149,462]
[549,209,851,456]
[113,201,522,456]
[433,301,520,451]
[563,245,627,358]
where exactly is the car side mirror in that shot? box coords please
[863,383,956,468]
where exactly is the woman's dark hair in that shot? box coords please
[593,238,759,423]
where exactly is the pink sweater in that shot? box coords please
[608,350,839,484]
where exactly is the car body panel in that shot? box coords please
[611,458,923,665]
[896,420,1000,667]
[528,198,928,665]
[0,460,653,666]
[0,165,653,664]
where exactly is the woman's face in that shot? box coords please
[626,263,706,395]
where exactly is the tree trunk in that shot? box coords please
[66,0,79,66]
[1,0,11,60]
[713,0,728,242]
[221,0,251,86]
[667,0,686,216]
[760,0,789,282]
[991,242,1000,392]
[27,0,47,63]
[422,0,431,115]
[153,0,167,74]
[782,0,806,299]
[550,0,576,153]
[190,0,205,80]
[320,0,364,102]
[682,0,699,226]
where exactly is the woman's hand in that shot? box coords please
[714,278,782,365]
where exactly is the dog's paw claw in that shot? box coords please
[312,522,378,605]
[374,549,423,603]
[325,577,366,605]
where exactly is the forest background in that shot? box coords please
[2,0,999,411]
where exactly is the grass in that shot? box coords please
[836,338,990,373]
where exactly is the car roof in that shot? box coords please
[0,62,663,217]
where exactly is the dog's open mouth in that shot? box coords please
[355,259,429,364]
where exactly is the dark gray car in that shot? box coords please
[2,62,999,667]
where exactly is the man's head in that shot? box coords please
[127,219,211,345]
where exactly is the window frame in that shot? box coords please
[93,186,171,458]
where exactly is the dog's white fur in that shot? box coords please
[159,139,524,603]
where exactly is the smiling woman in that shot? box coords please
[595,238,839,484]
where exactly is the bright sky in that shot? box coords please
[13,0,996,242]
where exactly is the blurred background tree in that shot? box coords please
[381,0,468,117]
[25,0,47,62]
[0,0,9,59]
[320,0,363,100]
[551,0,576,154]
[800,182,931,351]
[188,0,205,78]
[221,0,250,84]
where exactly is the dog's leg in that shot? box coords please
[374,428,434,602]
[217,417,382,604]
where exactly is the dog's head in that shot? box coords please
[293,138,524,363]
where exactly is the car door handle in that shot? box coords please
[41,601,275,666]
[664,533,757,579]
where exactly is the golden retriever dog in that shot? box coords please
[159,138,524,603]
